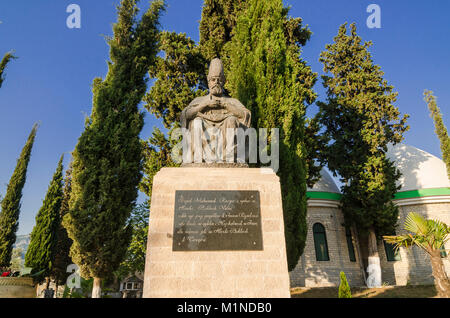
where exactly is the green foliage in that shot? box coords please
[0,124,38,267]
[384,212,450,254]
[140,0,248,187]
[384,213,450,297]
[225,0,317,270]
[0,52,16,89]
[62,277,94,298]
[199,0,247,61]
[64,0,164,280]
[143,0,248,130]
[25,155,64,284]
[10,247,24,273]
[424,90,450,180]
[115,202,149,279]
[141,0,322,271]
[62,277,115,298]
[143,31,207,128]
[317,23,409,236]
[62,285,70,298]
[51,162,73,285]
[338,271,352,298]
[304,117,327,188]
[140,127,178,198]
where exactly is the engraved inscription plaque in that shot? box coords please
[173,190,263,251]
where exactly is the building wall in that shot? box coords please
[289,200,450,288]
[289,205,365,287]
[379,201,450,286]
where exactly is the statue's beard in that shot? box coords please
[210,85,223,96]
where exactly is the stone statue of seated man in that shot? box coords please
[180,58,251,164]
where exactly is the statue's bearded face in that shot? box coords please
[208,76,224,96]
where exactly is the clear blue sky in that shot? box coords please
[0,0,449,235]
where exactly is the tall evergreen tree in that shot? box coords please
[225,0,317,270]
[140,128,177,199]
[199,0,247,61]
[115,202,150,280]
[424,90,450,180]
[51,161,74,290]
[25,155,64,287]
[140,0,248,201]
[63,0,164,298]
[142,0,248,128]
[317,23,409,285]
[0,52,16,89]
[143,31,206,129]
[0,124,38,268]
[141,1,321,271]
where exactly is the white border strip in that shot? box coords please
[393,195,450,207]
[307,199,341,208]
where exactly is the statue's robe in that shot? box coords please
[180,95,251,163]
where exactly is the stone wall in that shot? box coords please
[290,200,450,288]
[289,204,365,287]
[379,201,450,286]
[0,277,35,298]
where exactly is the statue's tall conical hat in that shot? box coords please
[208,58,225,81]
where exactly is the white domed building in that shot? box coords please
[289,169,366,287]
[381,144,450,285]
[289,144,450,287]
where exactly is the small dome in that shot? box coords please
[308,168,340,193]
[387,144,450,191]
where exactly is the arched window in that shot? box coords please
[383,241,401,261]
[313,223,330,261]
[345,227,356,262]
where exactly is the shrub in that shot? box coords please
[339,271,352,298]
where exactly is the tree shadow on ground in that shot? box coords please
[291,285,437,298]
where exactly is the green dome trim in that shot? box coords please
[393,187,450,200]
[307,188,450,202]
[306,191,342,201]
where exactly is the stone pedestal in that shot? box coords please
[143,167,290,298]
[0,277,35,298]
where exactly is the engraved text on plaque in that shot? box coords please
[172,190,263,251]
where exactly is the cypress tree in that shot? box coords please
[143,0,248,130]
[141,1,322,271]
[338,271,352,298]
[0,124,38,268]
[51,161,74,290]
[199,0,247,61]
[140,128,177,199]
[225,0,317,270]
[317,23,409,284]
[115,202,150,280]
[141,0,248,201]
[424,90,450,180]
[143,31,206,129]
[25,155,64,286]
[0,52,16,89]
[63,0,164,298]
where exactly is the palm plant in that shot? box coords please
[383,212,450,298]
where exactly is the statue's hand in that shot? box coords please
[200,97,220,111]
[221,99,233,111]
